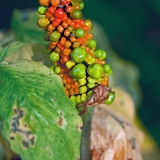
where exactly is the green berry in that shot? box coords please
[84,19,93,31]
[103,64,112,76]
[70,96,76,105]
[79,2,84,10]
[70,63,86,79]
[50,52,60,62]
[49,66,55,73]
[71,47,87,63]
[86,39,96,49]
[105,92,115,104]
[49,31,61,42]
[81,94,87,102]
[37,17,50,28]
[87,76,97,83]
[87,83,96,88]
[66,60,75,69]
[54,66,61,74]
[87,63,104,79]
[74,28,85,38]
[94,49,107,60]
[71,10,82,19]
[77,77,86,86]
[76,95,81,104]
[38,6,47,15]
[87,57,96,64]
[79,86,87,94]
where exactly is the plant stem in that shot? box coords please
[80,107,94,160]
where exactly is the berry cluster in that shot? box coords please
[37,0,115,106]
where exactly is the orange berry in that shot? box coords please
[66,18,72,25]
[74,81,79,87]
[51,0,60,7]
[74,88,79,95]
[65,83,71,89]
[60,53,65,58]
[62,56,69,63]
[77,38,83,44]
[69,88,74,96]
[45,11,52,18]
[60,46,65,51]
[64,41,72,48]
[101,60,106,65]
[66,6,73,13]
[86,47,90,53]
[55,47,61,53]
[57,43,62,49]
[70,21,75,27]
[86,33,93,40]
[69,36,77,42]
[62,77,67,84]
[63,48,71,56]
[72,42,80,48]
[57,25,64,33]
[64,29,70,37]
[59,37,66,45]
[47,24,55,31]
[50,16,55,22]
[47,43,56,50]
[51,41,58,46]
[66,77,72,83]
[74,23,81,29]
[70,83,75,89]
[62,22,68,28]
[82,25,89,31]
[59,73,64,78]
[39,0,50,6]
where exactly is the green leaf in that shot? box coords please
[11,10,46,45]
[3,42,52,67]
[0,60,82,160]
[0,41,28,62]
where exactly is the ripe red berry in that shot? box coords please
[61,0,71,6]
[54,8,64,19]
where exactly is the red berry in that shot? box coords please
[55,18,61,24]
[48,6,56,15]
[61,0,71,6]
[61,13,68,21]
[54,8,64,19]
[65,6,73,13]
[52,21,59,26]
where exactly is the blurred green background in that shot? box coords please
[0,0,160,147]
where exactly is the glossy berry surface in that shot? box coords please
[71,47,86,63]
[71,63,86,79]
[74,28,85,38]
[87,63,104,79]
[49,31,61,41]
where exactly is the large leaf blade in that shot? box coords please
[0,60,82,160]
[0,41,28,62]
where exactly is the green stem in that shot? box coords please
[80,107,94,160]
